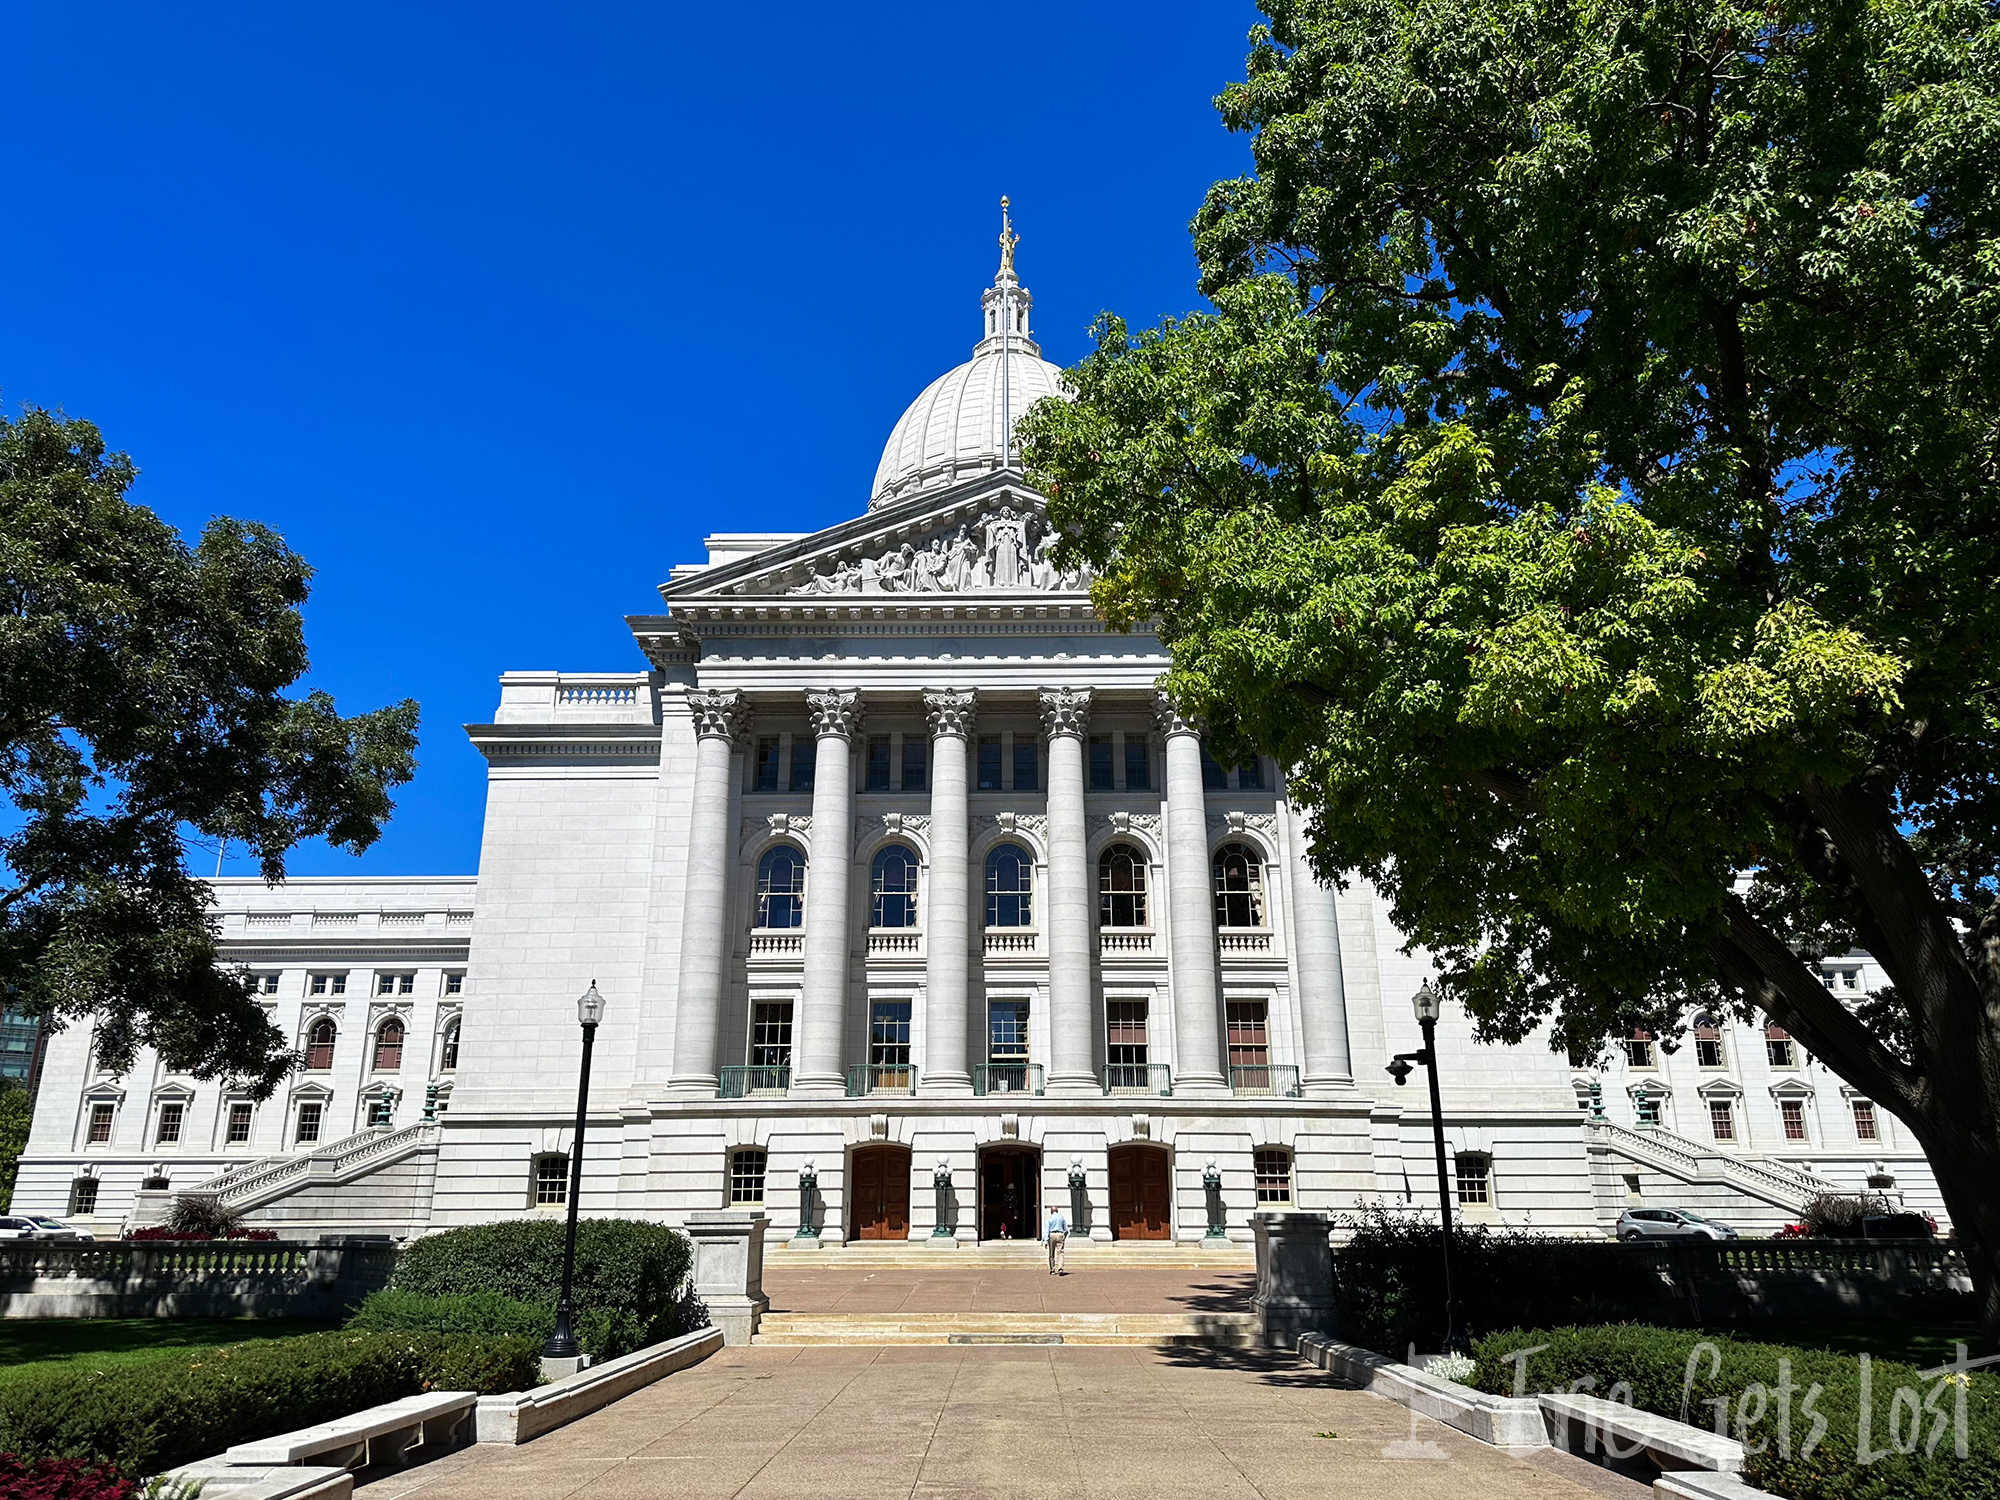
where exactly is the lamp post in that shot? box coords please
[932,1156,953,1238]
[542,981,605,1363]
[796,1157,819,1241]
[1067,1153,1087,1234]
[1201,1156,1228,1245]
[1386,980,1465,1354]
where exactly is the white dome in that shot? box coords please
[870,231,1067,508]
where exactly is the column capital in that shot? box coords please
[1153,693,1201,739]
[687,689,747,742]
[805,688,864,740]
[1038,687,1092,740]
[922,688,978,740]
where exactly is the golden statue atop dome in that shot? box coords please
[999,196,1018,278]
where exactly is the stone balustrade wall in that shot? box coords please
[0,1237,397,1320]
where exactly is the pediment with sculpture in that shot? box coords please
[784,505,1091,596]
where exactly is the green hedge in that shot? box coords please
[1331,1209,1667,1352]
[389,1218,703,1359]
[1468,1325,2000,1500]
[0,1330,539,1477]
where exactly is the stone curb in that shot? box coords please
[475,1325,726,1445]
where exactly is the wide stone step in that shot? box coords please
[753,1311,1262,1346]
[765,1243,1254,1269]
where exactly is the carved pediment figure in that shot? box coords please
[780,509,1094,596]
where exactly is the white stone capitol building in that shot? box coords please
[17,242,1947,1245]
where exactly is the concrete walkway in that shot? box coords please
[356,1345,1644,1500]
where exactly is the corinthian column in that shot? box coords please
[792,689,862,1097]
[1158,698,1226,1092]
[668,689,745,1096]
[1290,806,1354,1092]
[1041,687,1096,1094]
[921,689,977,1094]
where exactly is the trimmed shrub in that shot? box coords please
[1331,1208,1667,1352]
[348,1289,555,1341]
[0,1330,538,1477]
[390,1218,704,1358]
[1468,1324,2000,1500]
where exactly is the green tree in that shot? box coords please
[1020,0,2000,1340]
[1,407,419,1094]
[0,1080,29,1211]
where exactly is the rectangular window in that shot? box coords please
[870,1000,913,1069]
[1124,738,1151,791]
[295,1101,323,1144]
[226,1102,254,1144]
[1454,1154,1491,1205]
[1708,1100,1736,1141]
[68,1178,99,1216]
[1013,740,1039,792]
[755,736,781,792]
[366,1095,393,1127]
[865,735,892,791]
[1695,1034,1726,1068]
[1635,1093,1662,1126]
[1852,1100,1879,1141]
[253,973,280,995]
[1254,1148,1292,1204]
[751,1001,794,1069]
[155,1101,184,1145]
[977,736,1004,791]
[729,1148,768,1205]
[1198,742,1228,791]
[310,973,346,996]
[1842,970,1860,991]
[534,1154,569,1206]
[1781,1099,1808,1141]
[378,973,398,995]
[87,1102,115,1143]
[790,740,815,793]
[1225,999,1270,1070]
[1087,737,1115,790]
[1105,999,1149,1072]
[989,1000,1029,1064]
[1236,757,1264,790]
[1623,1033,1656,1068]
[444,972,464,995]
[901,738,928,792]
[1765,1024,1796,1068]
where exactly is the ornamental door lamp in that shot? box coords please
[543,981,604,1363]
[796,1158,820,1241]
[932,1156,954,1238]
[1386,979,1467,1354]
[1067,1153,1088,1232]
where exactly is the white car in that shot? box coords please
[1617,1207,1739,1241]
[0,1215,42,1241]
[24,1216,95,1243]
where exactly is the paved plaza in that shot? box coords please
[356,1344,1646,1500]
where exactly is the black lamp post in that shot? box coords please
[1386,980,1466,1354]
[543,981,605,1362]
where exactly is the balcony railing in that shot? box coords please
[1218,930,1274,954]
[1100,931,1153,954]
[1229,1063,1301,1098]
[984,931,1037,955]
[719,1064,790,1098]
[974,1063,1044,1097]
[867,931,922,957]
[1102,1063,1173,1097]
[847,1063,918,1097]
[748,933,803,957]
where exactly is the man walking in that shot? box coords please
[1045,1204,1068,1275]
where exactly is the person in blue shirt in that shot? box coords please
[1044,1205,1068,1275]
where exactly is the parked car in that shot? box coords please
[1861,1212,1936,1240]
[0,1216,43,1241]
[1616,1207,1740,1241]
[23,1216,95,1243]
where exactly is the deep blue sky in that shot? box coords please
[3,3,1263,877]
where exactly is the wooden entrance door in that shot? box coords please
[850,1145,911,1241]
[978,1149,1039,1240]
[1108,1144,1171,1240]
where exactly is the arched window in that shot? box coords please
[1212,843,1266,928]
[440,1019,460,1071]
[985,843,1033,927]
[372,1017,405,1072]
[1692,1014,1726,1069]
[1098,844,1149,928]
[871,843,919,928]
[756,844,806,929]
[305,1018,337,1070]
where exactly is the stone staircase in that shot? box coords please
[185,1122,440,1213]
[753,1310,1263,1346]
[763,1240,1255,1270]
[1588,1120,1840,1213]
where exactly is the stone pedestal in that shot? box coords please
[686,1212,770,1346]
[1251,1211,1337,1349]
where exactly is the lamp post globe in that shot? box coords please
[543,982,606,1364]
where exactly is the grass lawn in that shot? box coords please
[1702,1318,1989,1367]
[0,1317,344,1382]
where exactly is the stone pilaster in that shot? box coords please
[921,689,977,1094]
[792,689,862,1097]
[1040,687,1096,1094]
[667,689,745,1096]
[1158,697,1226,1092]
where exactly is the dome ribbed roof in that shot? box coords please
[870,223,1066,509]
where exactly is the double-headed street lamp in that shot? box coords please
[1386,980,1467,1354]
[543,981,606,1363]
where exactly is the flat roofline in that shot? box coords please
[207,875,478,886]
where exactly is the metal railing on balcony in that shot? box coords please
[974,1063,1044,1097]
[847,1063,918,1097]
[1102,1063,1173,1097]
[719,1065,790,1098]
[1229,1063,1301,1098]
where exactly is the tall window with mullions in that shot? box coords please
[989,1000,1028,1064]
[756,845,806,929]
[751,1001,793,1070]
[871,844,919,928]
[870,1000,912,1086]
[985,843,1033,927]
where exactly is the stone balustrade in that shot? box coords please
[0,1237,396,1319]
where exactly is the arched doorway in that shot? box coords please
[1107,1142,1172,1240]
[977,1145,1040,1241]
[849,1143,912,1241]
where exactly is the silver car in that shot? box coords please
[1617,1207,1739,1241]
[0,1215,40,1241]
[24,1215,95,1243]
